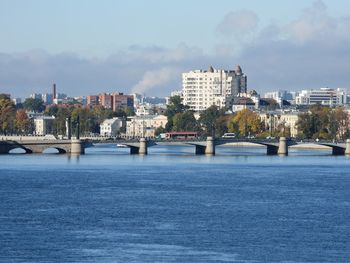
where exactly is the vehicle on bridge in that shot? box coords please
[222,133,236,138]
[164,132,198,140]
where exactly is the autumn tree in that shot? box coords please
[228,109,262,137]
[0,94,16,134]
[15,109,32,134]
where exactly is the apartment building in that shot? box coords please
[182,65,247,111]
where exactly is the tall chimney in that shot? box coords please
[53,83,57,99]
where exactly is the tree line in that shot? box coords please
[296,105,350,140]
[0,94,133,136]
[160,96,350,140]
[159,96,266,138]
[1,93,350,140]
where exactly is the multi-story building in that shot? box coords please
[12,98,22,105]
[42,93,53,105]
[30,93,42,100]
[264,90,295,106]
[182,65,247,111]
[86,95,99,106]
[87,92,134,111]
[99,93,113,109]
[99,117,123,137]
[112,92,134,111]
[259,111,299,137]
[126,115,167,138]
[33,116,55,135]
[131,93,143,107]
[232,97,255,112]
[295,88,346,106]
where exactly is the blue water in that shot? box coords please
[0,145,350,262]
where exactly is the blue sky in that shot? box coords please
[1,0,350,97]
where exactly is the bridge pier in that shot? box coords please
[139,138,147,155]
[205,136,215,155]
[266,145,278,155]
[345,139,350,156]
[71,139,85,154]
[332,146,345,155]
[194,137,215,155]
[278,137,288,156]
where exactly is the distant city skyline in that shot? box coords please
[1,0,350,98]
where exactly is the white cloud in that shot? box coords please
[131,67,181,95]
[286,0,337,43]
[216,10,258,37]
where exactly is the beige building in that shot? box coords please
[126,115,167,138]
[259,112,299,137]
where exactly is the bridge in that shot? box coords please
[0,138,89,154]
[1,136,350,156]
[104,137,350,156]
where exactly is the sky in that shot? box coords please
[1,0,350,98]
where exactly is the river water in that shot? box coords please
[0,145,349,262]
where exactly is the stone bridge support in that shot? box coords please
[345,139,350,156]
[71,139,85,154]
[278,137,288,155]
[205,136,215,155]
[139,138,147,155]
[195,137,215,155]
[129,138,148,155]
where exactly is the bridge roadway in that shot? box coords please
[1,136,350,156]
[96,137,350,156]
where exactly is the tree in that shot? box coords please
[297,105,333,139]
[332,107,350,140]
[165,95,188,131]
[0,94,16,134]
[15,109,32,134]
[172,111,198,132]
[228,109,262,137]
[198,105,225,137]
[23,98,45,112]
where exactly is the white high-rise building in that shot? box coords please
[295,88,346,106]
[182,65,247,111]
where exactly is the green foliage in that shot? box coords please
[296,105,349,140]
[23,98,45,112]
[172,111,199,132]
[198,105,226,137]
[165,95,188,131]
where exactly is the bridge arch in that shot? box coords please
[42,147,67,154]
[217,141,280,155]
[8,147,27,154]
